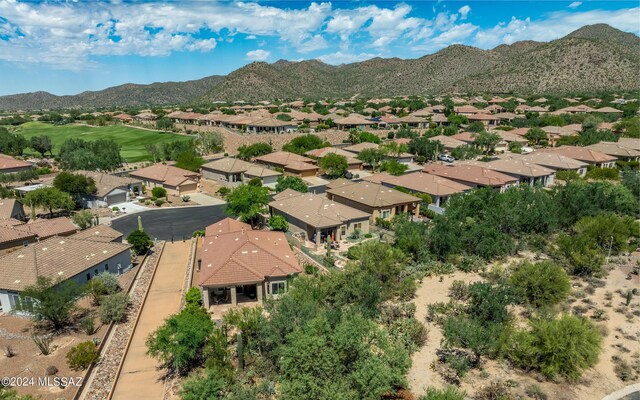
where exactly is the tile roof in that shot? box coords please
[0,154,32,171]
[270,189,369,229]
[515,152,588,171]
[70,225,123,242]
[0,225,36,245]
[201,158,254,174]
[373,171,473,197]
[244,166,282,178]
[585,142,640,158]
[199,223,301,287]
[17,217,77,239]
[334,114,373,125]
[326,179,420,208]
[342,142,380,153]
[461,159,555,178]
[424,164,518,187]
[0,236,131,291]
[255,151,315,167]
[204,217,252,237]
[539,146,617,164]
[429,135,467,149]
[617,138,640,152]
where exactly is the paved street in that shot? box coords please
[111,205,226,240]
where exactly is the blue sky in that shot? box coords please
[0,0,638,96]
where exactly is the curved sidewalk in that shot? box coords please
[110,241,191,400]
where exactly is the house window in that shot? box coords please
[270,281,286,295]
[340,225,346,237]
[381,209,391,219]
[105,264,109,271]
[86,273,91,281]
[354,223,362,231]
[11,294,34,313]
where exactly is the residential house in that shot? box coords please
[0,154,32,174]
[516,152,588,177]
[0,237,132,313]
[342,142,414,164]
[468,113,500,127]
[429,135,466,151]
[76,170,142,208]
[133,112,157,124]
[269,189,370,248]
[333,114,375,130]
[539,146,617,168]
[198,218,302,308]
[0,225,37,253]
[112,113,133,123]
[243,166,283,186]
[454,106,479,116]
[201,158,255,184]
[325,179,420,222]
[254,151,319,177]
[460,159,555,187]
[423,164,518,192]
[585,142,640,162]
[129,164,200,195]
[17,217,78,240]
[246,117,298,134]
[366,171,472,208]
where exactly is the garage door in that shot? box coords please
[106,191,127,205]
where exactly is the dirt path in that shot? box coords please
[110,241,191,400]
[407,272,482,396]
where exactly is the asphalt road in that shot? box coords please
[111,205,226,240]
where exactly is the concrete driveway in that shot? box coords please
[187,192,226,206]
[111,205,227,240]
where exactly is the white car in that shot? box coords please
[438,154,455,163]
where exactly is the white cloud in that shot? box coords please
[473,7,640,49]
[318,51,379,65]
[568,2,582,9]
[458,5,471,20]
[246,49,270,61]
[245,35,256,40]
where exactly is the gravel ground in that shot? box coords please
[79,243,165,400]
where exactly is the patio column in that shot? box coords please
[315,228,321,250]
[257,283,263,305]
[230,287,237,306]
[202,287,210,309]
[413,203,420,217]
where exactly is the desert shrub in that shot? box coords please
[304,263,319,275]
[45,365,58,376]
[420,386,466,400]
[155,199,165,207]
[612,356,638,381]
[98,292,129,324]
[509,315,602,380]
[556,170,581,181]
[573,214,640,254]
[449,280,470,301]
[192,230,205,237]
[375,217,392,229]
[524,384,547,400]
[32,335,52,355]
[268,215,288,232]
[508,261,571,308]
[473,381,513,400]
[456,255,485,273]
[182,195,190,202]
[397,277,418,301]
[3,345,15,358]
[80,314,96,335]
[585,167,619,181]
[87,272,121,303]
[66,341,100,370]
[364,233,373,238]
[151,186,167,198]
[554,234,605,276]
[217,187,231,196]
[388,317,428,353]
[185,287,202,308]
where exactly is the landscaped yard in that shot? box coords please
[12,122,193,162]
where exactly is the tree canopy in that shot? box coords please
[275,175,309,193]
[59,138,123,171]
[318,153,348,179]
[24,187,74,216]
[225,184,270,224]
[282,135,329,155]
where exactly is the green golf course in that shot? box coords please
[12,122,193,162]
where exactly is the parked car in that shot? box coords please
[521,146,534,154]
[438,154,455,163]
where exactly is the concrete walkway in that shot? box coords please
[111,241,191,400]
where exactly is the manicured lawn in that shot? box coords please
[13,122,193,162]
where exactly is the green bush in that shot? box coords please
[375,217,392,229]
[585,166,619,181]
[509,261,571,308]
[192,230,205,237]
[420,386,466,400]
[509,315,602,380]
[152,186,167,198]
[364,233,373,238]
[555,234,605,276]
[98,292,129,324]
[155,199,165,207]
[127,230,153,255]
[217,187,231,196]
[87,272,121,304]
[66,341,100,370]
[185,287,202,308]
[388,317,428,353]
[268,215,288,231]
[556,170,581,181]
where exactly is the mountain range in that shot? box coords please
[1,24,638,111]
